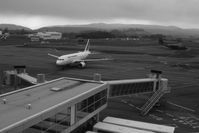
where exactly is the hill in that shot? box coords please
[37,23,199,37]
[0,24,31,31]
[1,23,199,37]
[37,26,98,33]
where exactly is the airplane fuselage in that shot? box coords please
[56,51,91,66]
[48,39,110,68]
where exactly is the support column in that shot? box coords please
[150,70,162,91]
[70,105,76,125]
[96,113,99,122]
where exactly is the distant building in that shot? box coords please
[37,32,62,40]
[28,32,62,41]
[30,35,40,42]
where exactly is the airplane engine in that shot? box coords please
[79,62,86,68]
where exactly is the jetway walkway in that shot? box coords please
[107,78,155,98]
[106,71,170,115]
[17,73,37,85]
[3,67,40,86]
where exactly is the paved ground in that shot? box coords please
[0,39,199,132]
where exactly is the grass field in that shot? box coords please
[0,38,199,132]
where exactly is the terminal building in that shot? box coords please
[37,32,62,40]
[28,32,62,41]
[0,71,173,133]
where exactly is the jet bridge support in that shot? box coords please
[140,70,170,115]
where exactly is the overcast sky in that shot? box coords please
[0,0,198,29]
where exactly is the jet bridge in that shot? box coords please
[16,73,37,85]
[107,78,155,98]
[106,70,170,115]
[3,66,39,86]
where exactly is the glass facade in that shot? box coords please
[25,87,108,133]
[76,89,107,121]
[27,107,71,133]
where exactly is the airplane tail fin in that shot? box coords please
[84,39,90,52]
[48,53,59,58]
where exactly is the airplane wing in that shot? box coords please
[90,51,102,54]
[48,53,59,58]
[74,58,113,62]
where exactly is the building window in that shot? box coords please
[110,82,154,97]
[76,89,107,122]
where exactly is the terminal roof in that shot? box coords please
[0,77,104,132]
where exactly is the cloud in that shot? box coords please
[0,0,199,29]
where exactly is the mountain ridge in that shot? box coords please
[37,23,199,37]
[0,24,32,31]
[1,23,199,37]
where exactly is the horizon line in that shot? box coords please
[0,22,198,30]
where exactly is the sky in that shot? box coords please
[0,0,198,29]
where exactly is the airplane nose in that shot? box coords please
[56,60,62,65]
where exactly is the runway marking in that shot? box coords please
[189,122,199,125]
[149,114,163,121]
[173,84,198,89]
[121,100,127,104]
[167,124,178,128]
[128,103,141,110]
[179,116,190,120]
[136,107,141,110]
[128,104,135,107]
[189,114,199,121]
[166,113,174,117]
[173,115,199,129]
[192,125,199,129]
[156,109,164,113]
[120,100,141,110]
[182,122,189,125]
[178,120,184,123]
[167,101,195,112]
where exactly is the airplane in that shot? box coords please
[48,39,110,68]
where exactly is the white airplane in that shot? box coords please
[48,39,110,68]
